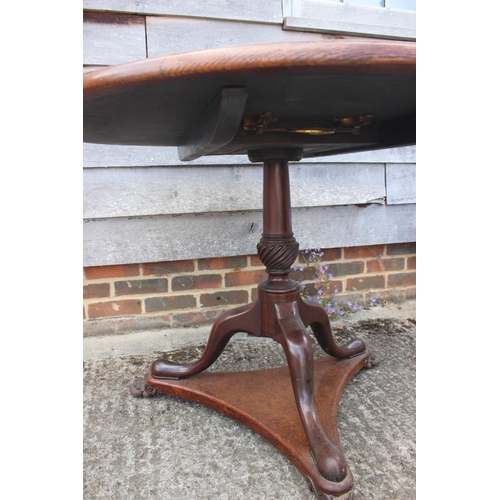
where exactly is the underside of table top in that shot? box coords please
[83,40,416,160]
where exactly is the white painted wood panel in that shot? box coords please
[83,204,415,266]
[83,0,283,24]
[83,12,146,65]
[83,164,386,218]
[145,16,339,58]
[83,143,416,167]
[386,163,416,205]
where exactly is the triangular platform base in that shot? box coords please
[144,351,372,499]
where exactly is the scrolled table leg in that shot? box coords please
[299,298,367,359]
[274,301,348,483]
[150,300,260,379]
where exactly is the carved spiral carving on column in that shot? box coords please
[257,240,299,270]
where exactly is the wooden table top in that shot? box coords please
[83,40,415,160]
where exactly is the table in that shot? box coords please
[84,40,415,499]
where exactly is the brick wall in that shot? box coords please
[83,243,416,336]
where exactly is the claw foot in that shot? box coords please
[307,476,354,499]
[362,351,381,369]
[129,376,162,398]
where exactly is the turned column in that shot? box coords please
[249,149,350,482]
[249,149,303,338]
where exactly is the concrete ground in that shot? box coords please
[83,300,416,499]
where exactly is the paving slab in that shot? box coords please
[83,301,416,499]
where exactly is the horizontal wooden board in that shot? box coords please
[285,1,416,40]
[300,1,415,30]
[83,143,416,167]
[284,16,415,40]
[83,164,386,218]
[386,163,416,205]
[83,204,415,266]
[83,11,146,65]
[145,16,341,58]
[83,0,283,24]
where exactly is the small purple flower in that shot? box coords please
[328,274,333,281]
[317,289,323,295]
[300,284,306,290]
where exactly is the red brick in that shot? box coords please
[200,290,248,308]
[225,269,267,287]
[387,243,416,255]
[319,248,342,261]
[344,245,385,259]
[290,267,316,282]
[302,281,342,298]
[251,287,259,301]
[388,272,416,287]
[198,256,247,271]
[84,264,140,280]
[172,274,222,291]
[366,258,405,273]
[83,283,110,299]
[249,255,264,267]
[171,310,222,328]
[406,287,416,299]
[88,299,141,319]
[407,256,416,270]
[144,295,196,313]
[115,279,168,296]
[347,275,385,291]
[329,261,364,277]
[142,260,194,275]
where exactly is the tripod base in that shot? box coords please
[144,352,374,499]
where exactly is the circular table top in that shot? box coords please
[83,40,415,160]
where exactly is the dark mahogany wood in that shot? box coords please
[144,354,375,499]
[83,40,415,158]
[147,156,378,496]
[84,40,414,498]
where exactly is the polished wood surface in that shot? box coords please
[83,40,415,158]
[145,158,377,497]
[145,354,374,499]
[84,40,414,498]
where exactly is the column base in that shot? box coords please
[144,352,375,499]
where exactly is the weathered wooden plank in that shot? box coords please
[284,16,415,41]
[83,143,416,167]
[83,204,415,266]
[284,1,416,40]
[83,11,146,66]
[83,0,283,24]
[386,163,416,205]
[145,16,340,58]
[83,163,386,218]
